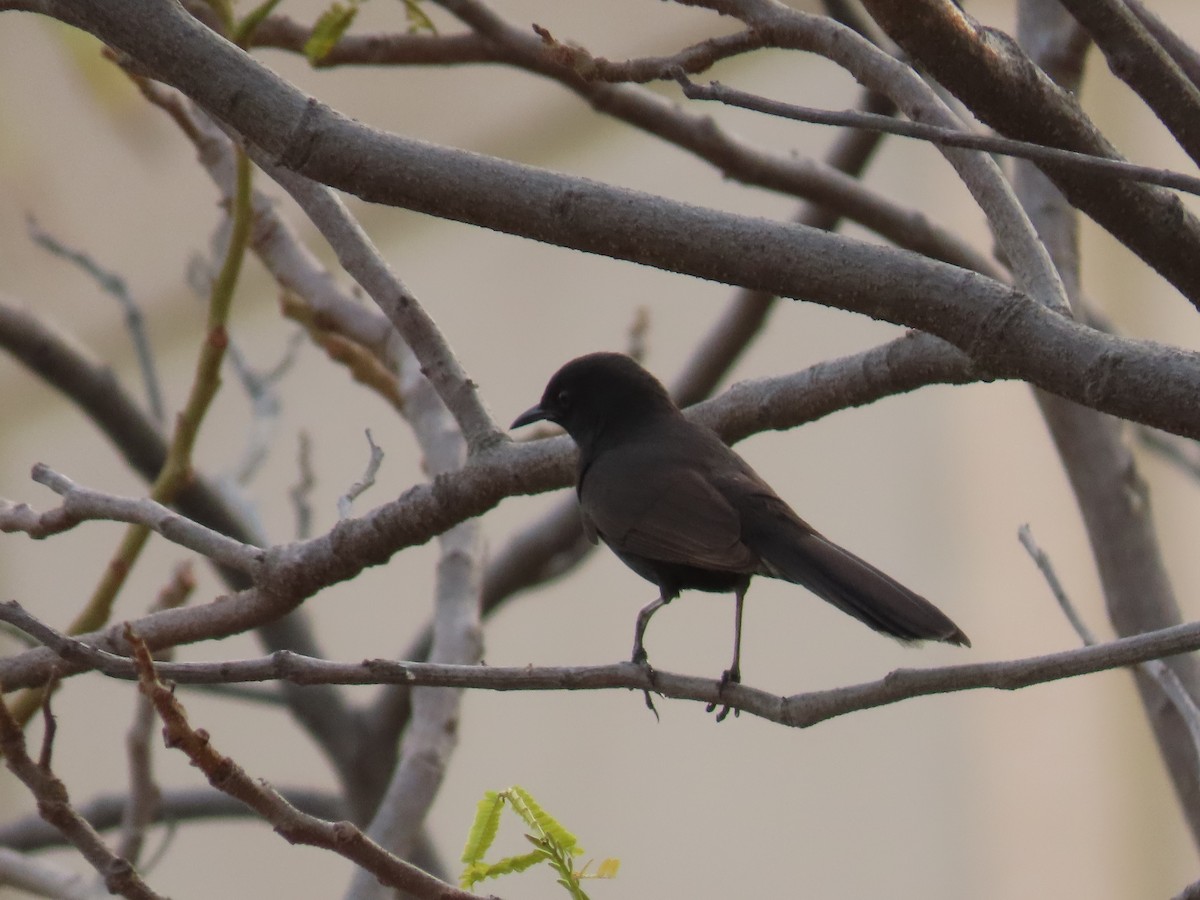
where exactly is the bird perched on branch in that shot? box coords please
[512,352,969,718]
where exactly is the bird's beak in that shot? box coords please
[511,404,550,430]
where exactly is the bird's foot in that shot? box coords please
[706,667,741,722]
[631,649,660,722]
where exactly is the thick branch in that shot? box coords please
[0,331,980,692]
[858,0,1200,306]
[27,0,1200,440]
[1126,0,1200,91]
[1055,0,1200,168]
[1015,0,1200,845]
[426,0,993,274]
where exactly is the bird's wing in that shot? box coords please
[581,461,758,572]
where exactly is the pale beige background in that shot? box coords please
[1,1,1199,897]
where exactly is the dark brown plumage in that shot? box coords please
[512,352,968,710]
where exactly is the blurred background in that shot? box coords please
[1,0,1199,896]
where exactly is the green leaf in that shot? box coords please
[304,2,358,64]
[465,849,544,886]
[460,791,504,867]
[458,785,616,898]
[510,785,580,854]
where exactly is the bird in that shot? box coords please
[511,352,969,716]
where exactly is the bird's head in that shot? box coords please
[511,352,676,449]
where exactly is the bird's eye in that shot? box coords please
[556,389,571,408]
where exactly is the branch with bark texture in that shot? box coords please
[0,688,163,899]
[0,293,361,786]
[25,0,1200,441]
[1012,0,1200,845]
[857,0,1200,306]
[125,629,483,900]
[5,0,1200,891]
[0,329,978,693]
[0,465,261,573]
[3,601,1200,731]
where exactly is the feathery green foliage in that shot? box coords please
[459,786,619,898]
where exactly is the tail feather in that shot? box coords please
[757,529,969,647]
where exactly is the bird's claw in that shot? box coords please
[632,651,660,722]
[705,667,741,721]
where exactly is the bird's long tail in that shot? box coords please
[757,528,969,647]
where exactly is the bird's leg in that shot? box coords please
[707,584,747,722]
[726,584,746,687]
[633,592,670,720]
[632,593,670,666]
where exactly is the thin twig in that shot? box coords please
[125,627,485,900]
[280,292,406,412]
[0,786,346,852]
[117,563,194,866]
[290,429,316,539]
[0,463,263,574]
[0,688,163,899]
[675,74,1200,198]
[225,330,304,485]
[26,216,166,424]
[337,429,384,519]
[1017,524,1096,644]
[255,159,500,455]
[4,600,1200,729]
[1020,524,1200,784]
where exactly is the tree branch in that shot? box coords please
[430,0,997,274]
[1055,0,1200,168]
[126,630,482,900]
[0,787,345,852]
[857,0,1200,306]
[1126,0,1200,91]
[0,294,360,776]
[32,0,1200,441]
[0,464,262,573]
[254,163,499,456]
[676,74,1200,197]
[1014,0,1200,846]
[5,600,1200,731]
[0,690,162,899]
